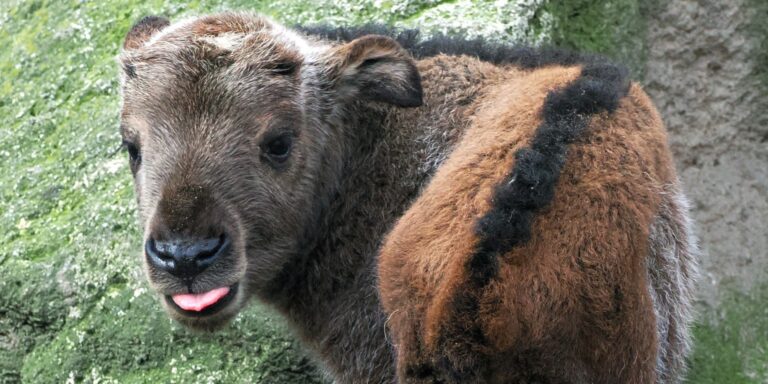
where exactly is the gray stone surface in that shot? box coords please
[644,0,768,308]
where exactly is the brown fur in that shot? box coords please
[123,16,169,50]
[379,69,687,383]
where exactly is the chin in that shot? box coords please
[161,282,247,331]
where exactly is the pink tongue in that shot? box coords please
[172,286,230,312]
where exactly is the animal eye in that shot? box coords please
[123,140,142,172]
[271,61,298,76]
[261,133,293,165]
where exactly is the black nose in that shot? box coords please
[145,234,230,279]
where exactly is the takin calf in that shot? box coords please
[118,12,698,384]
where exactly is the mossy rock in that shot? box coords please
[687,284,768,383]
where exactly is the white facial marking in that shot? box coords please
[200,32,247,51]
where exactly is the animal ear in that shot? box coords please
[123,15,170,50]
[328,35,423,108]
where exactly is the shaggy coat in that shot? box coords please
[118,13,698,384]
[377,64,699,383]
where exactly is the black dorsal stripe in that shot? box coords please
[299,24,612,69]
[431,63,631,381]
[469,62,631,286]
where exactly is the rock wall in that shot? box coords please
[643,1,768,380]
[644,0,768,306]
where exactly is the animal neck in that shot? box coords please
[260,55,502,382]
[255,103,409,381]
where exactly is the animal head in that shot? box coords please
[118,12,422,330]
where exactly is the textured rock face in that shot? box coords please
[644,0,768,306]
[644,3,768,380]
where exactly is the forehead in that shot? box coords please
[121,12,319,71]
[119,13,323,134]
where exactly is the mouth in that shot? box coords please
[165,283,238,317]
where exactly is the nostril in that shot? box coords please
[195,234,229,270]
[195,234,224,258]
[197,234,226,259]
[145,237,175,271]
[145,234,230,278]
